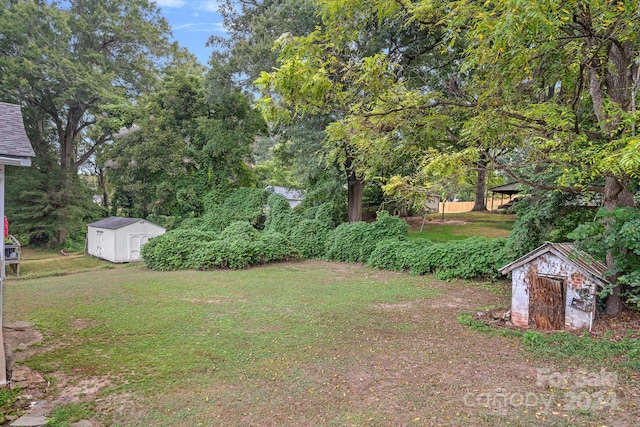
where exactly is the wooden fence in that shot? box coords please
[439,198,513,213]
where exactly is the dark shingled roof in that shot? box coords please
[88,217,141,230]
[0,102,35,158]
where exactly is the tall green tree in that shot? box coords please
[105,68,267,223]
[209,0,335,207]
[0,0,174,245]
[256,0,459,222]
[450,0,640,313]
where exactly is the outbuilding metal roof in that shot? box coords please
[488,182,521,195]
[500,242,610,285]
[266,185,304,201]
[88,217,141,230]
[0,102,35,158]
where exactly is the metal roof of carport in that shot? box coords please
[488,182,521,196]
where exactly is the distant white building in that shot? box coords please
[266,186,305,208]
[86,217,165,263]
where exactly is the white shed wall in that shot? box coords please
[511,253,597,330]
[87,220,165,263]
[87,227,117,263]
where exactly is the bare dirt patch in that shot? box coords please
[404,216,469,228]
[70,318,99,330]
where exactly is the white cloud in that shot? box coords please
[198,1,221,13]
[156,0,187,7]
[173,22,225,33]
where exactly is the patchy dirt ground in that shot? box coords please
[4,276,639,427]
[404,216,470,227]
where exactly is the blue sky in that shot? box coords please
[155,0,228,64]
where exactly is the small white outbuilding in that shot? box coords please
[86,217,165,263]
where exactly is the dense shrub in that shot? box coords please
[368,237,508,279]
[263,193,298,235]
[143,187,509,281]
[411,237,508,279]
[325,211,409,263]
[290,219,332,259]
[141,229,218,270]
[196,188,268,232]
[257,231,299,263]
[219,221,260,241]
[367,239,430,272]
[313,202,336,229]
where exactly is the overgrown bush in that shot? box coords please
[197,188,268,232]
[570,207,640,308]
[290,219,332,259]
[143,187,511,281]
[367,239,428,272]
[141,229,218,270]
[263,193,298,235]
[325,211,409,263]
[369,237,508,279]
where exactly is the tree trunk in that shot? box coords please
[471,150,488,211]
[602,176,636,315]
[345,155,363,223]
[347,169,364,223]
[98,167,109,209]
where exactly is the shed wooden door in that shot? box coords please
[530,276,565,330]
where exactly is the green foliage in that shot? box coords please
[505,191,596,259]
[6,165,105,248]
[290,219,332,259]
[367,239,427,272]
[263,193,298,235]
[570,207,640,308]
[197,188,268,232]
[46,402,94,427]
[141,229,218,271]
[368,237,508,279]
[142,190,298,271]
[0,387,20,424]
[325,211,409,263]
[311,202,336,229]
[107,70,267,221]
[144,188,507,282]
[521,330,640,369]
[219,221,260,241]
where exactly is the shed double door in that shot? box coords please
[530,276,565,330]
[129,235,150,261]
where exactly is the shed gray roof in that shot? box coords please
[88,217,141,230]
[266,185,304,201]
[0,102,35,158]
[500,242,610,285]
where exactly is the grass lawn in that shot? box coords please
[9,248,112,279]
[408,212,516,242]
[4,257,638,426]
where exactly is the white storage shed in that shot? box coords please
[87,217,165,263]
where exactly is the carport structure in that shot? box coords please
[488,182,521,210]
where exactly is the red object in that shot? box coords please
[4,216,8,239]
